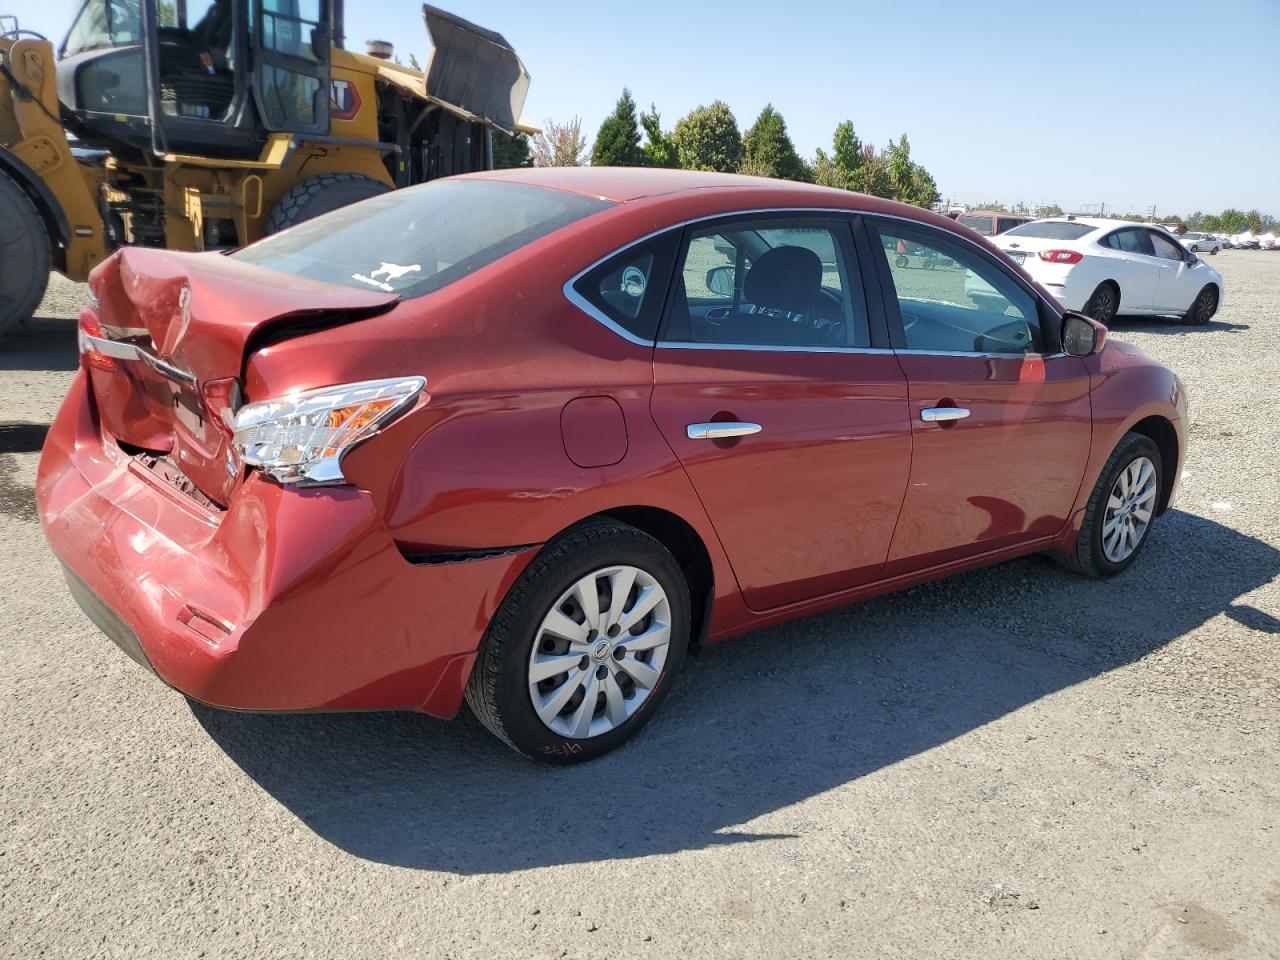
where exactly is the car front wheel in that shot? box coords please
[1185,285,1218,325]
[1056,432,1162,578]
[465,520,690,764]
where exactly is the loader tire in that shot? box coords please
[0,170,51,340]
[265,173,392,234]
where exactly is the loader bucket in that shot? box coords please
[421,4,530,136]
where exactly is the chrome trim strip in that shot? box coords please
[562,205,1062,349]
[79,331,197,385]
[657,341,895,355]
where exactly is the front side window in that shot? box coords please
[663,220,868,348]
[1149,231,1185,260]
[233,179,612,298]
[874,223,1043,355]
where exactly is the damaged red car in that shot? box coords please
[38,168,1187,763]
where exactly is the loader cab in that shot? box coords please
[57,0,332,158]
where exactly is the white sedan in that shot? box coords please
[1179,232,1222,254]
[971,218,1225,325]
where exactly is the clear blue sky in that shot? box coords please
[11,0,1279,214]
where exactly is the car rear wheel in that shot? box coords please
[465,520,690,764]
[1056,432,1162,578]
[1185,285,1218,325]
[1083,282,1119,324]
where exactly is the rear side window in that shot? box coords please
[1104,228,1156,255]
[997,218,1023,234]
[233,180,612,299]
[570,234,678,342]
[1004,221,1097,240]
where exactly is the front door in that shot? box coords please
[1147,228,1201,312]
[251,0,331,135]
[649,215,912,611]
[866,218,1093,575]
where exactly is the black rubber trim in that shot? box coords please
[400,543,541,565]
[61,563,155,672]
[0,144,70,244]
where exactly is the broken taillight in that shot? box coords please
[78,305,116,374]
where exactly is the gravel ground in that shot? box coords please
[2,255,1278,959]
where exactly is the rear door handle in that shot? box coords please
[920,407,970,423]
[686,422,762,440]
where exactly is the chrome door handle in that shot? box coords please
[920,407,970,423]
[686,422,762,440]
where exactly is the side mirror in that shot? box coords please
[705,265,735,298]
[1061,311,1107,357]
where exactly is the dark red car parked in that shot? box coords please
[38,168,1187,763]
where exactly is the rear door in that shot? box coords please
[865,218,1092,574]
[649,214,912,611]
[251,0,331,134]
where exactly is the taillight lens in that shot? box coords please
[78,305,116,373]
[232,377,426,485]
[1038,249,1083,264]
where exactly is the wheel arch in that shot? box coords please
[564,505,715,654]
[0,145,67,252]
[1127,415,1179,515]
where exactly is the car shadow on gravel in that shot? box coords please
[194,509,1280,873]
[0,316,80,372]
[1108,317,1249,335]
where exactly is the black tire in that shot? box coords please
[895,254,910,268]
[1184,284,1218,325]
[1210,246,1219,255]
[465,520,690,764]
[1083,281,1119,324]
[1056,432,1162,578]
[0,170,51,339]
[264,172,392,234]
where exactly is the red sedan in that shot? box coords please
[38,168,1187,763]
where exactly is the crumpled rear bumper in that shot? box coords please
[37,371,537,717]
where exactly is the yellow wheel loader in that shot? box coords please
[0,1,532,337]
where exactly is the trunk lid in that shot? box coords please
[85,248,397,507]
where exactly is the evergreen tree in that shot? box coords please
[591,88,644,166]
[740,104,807,181]
[492,130,532,168]
[639,103,679,168]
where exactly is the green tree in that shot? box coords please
[1034,203,1064,218]
[740,104,807,181]
[832,121,863,179]
[408,52,421,71]
[492,130,532,168]
[1245,209,1264,232]
[591,88,644,166]
[671,101,742,173]
[530,117,589,167]
[884,134,940,208]
[810,148,846,189]
[1219,209,1246,232]
[639,103,679,168]
[854,146,893,198]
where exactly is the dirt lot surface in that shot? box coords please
[2,254,1278,959]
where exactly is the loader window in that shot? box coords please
[232,179,613,299]
[63,0,142,55]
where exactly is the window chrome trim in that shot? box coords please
[562,205,1063,350]
[657,341,894,355]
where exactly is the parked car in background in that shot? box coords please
[973,218,1224,324]
[1179,232,1221,254]
[38,169,1188,763]
[1214,234,1233,249]
[956,211,1033,237]
[1233,232,1260,249]
[1260,233,1278,251]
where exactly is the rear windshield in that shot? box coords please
[233,179,613,299]
[958,214,995,236]
[1004,221,1098,240]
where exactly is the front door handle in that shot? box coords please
[687,422,762,440]
[920,407,970,423]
